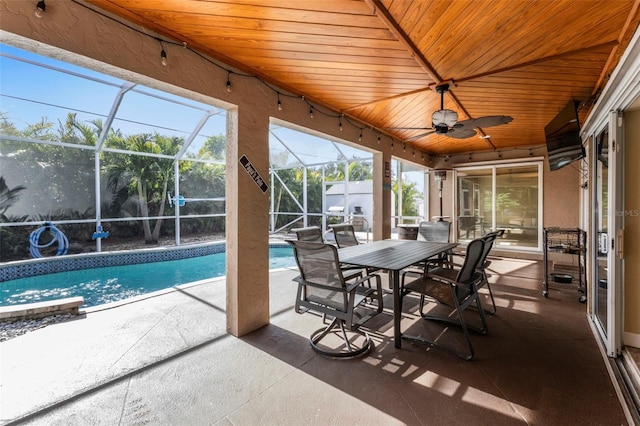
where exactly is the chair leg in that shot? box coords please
[455,304,475,361]
[337,320,353,352]
[484,281,497,314]
[477,272,497,315]
[414,290,488,360]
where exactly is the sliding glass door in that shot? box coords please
[591,112,623,357]
[456,162,542,250]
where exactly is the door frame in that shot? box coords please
[580,25,640,355]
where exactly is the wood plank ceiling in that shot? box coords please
[85,0,640,156]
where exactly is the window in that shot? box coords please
[456,163,542,250]
[391,159,428,226]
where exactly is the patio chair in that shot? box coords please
[458,215,478,239]
[401,221,453,282]
[329,223,359,248]
[400,237,488,360]
[476,230,501,314]
[286,239,383,358]
[291,226,324,243]
[330,223,381,278]
[416,220,451,243]
[292,225,362,281]
[417,220,453,266]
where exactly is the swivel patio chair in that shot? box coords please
[287,239,383,358]
[292,225,362,281]
[400,237,488,360]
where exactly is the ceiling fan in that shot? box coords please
[388,83,513,140]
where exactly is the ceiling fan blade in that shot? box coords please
[405,130,436,141]
[447,127,477,139]
[456,115,513,129]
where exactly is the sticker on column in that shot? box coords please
[239,155,269,193]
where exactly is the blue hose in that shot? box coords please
[29,222,69,258]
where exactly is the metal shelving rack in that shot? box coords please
[543,227,587,303]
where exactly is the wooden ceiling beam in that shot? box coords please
[365,0,441,84]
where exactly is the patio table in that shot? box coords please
[338,239,458,348]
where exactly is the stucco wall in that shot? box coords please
[542,159,582,229]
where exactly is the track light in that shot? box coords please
[34,0,46,18]
[309,106,314,119]
[358,129,362,142]
[339,118,343,131]
[226,72,232,92]
[277,93,282,111]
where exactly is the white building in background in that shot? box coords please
[325,180,372,231]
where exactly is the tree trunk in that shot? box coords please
[151,176,170,241]
[137,180,155,244]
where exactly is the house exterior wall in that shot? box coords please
[542,160,582,229]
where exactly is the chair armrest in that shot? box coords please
[346,273,381,293]
[293,275,345,292]
[423,272,459,287]
[423,272,481,291]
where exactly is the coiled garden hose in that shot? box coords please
[29,222,69,258]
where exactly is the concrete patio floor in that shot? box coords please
[0,257,629,425]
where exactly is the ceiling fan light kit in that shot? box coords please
[432,109,458,129]
[392,82,513,141]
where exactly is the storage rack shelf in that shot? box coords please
[543,227,586,303]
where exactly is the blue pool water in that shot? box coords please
[1,246,296,308]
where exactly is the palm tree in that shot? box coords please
[104,132,181,244]
[0,176,26,215]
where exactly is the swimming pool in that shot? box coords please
[0,246,296,308]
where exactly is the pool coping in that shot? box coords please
[0,241,229,282]
[0,296,85,321]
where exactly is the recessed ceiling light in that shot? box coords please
[479,135,491,139]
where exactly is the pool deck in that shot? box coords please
[0,258,631,425]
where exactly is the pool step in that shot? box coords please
[0,297,84,322]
